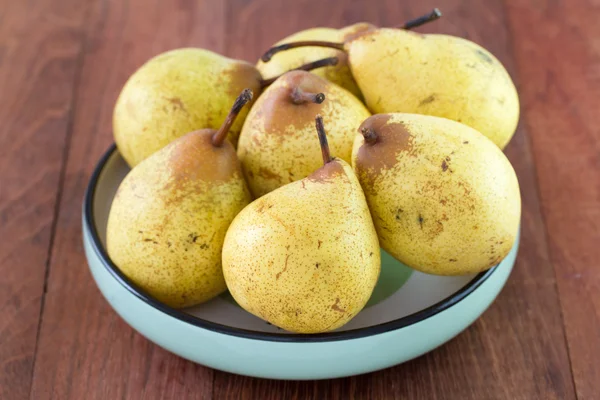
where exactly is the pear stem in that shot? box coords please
[260,9,442,63]
[262,42,345,63]
[259,57,339,87]
[211,89,253,147]
[315,115,332,165]
[291,87,325,105]
[361,127,378,145]
[399,8,442,30]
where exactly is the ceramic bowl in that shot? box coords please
[82,145,518,380]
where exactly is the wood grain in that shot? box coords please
[505,0,600,398]
[28,0,225,398]
[0,1,89,398]
[212,0,577,399]
[2,0,590,398]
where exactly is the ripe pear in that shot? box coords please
[114,48,338,167]
[352,113,521,275]
[255,11,439,102]
[237,70,371,198]
[107,90,254,308]
[256,28,364,100]
[223,116,380,333]
[261,9,519,149]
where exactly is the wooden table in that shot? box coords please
[1,0,598,398]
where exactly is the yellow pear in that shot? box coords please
[352,114,521,275]
[256,27,364,100]
[255,11,439,102]
[223,116,380,333]
[114,48,337,166]
[261,9,519,148]
[237,70,370,197]
[107,90,254,308]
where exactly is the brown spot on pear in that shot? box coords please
[237,70,370,198]
[222,116,380,333]
[107,89,254,308]
[353,114,414,190]
[352,113,521,275]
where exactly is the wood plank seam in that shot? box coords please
[28,1,222,397]
[211,1,579,398]
[26,3,95,399]
[500,1,579,396]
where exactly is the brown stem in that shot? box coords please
[360,127,378,145]
[260,10,440,63]
[399,8,442,30]
[261,42,345,63]
[315,115,332,165]
[211,89,253,147]
[259,57,339,87]
[291,87,325,105]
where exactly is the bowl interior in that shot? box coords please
[92,148,496,334]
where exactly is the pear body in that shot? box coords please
[114,48,261,166]
[256,28,363,99]
[222,160,380,333]
[107,131,252,308]
[237,71,370,197]
[352,114,521,275]
[348,30,519,148]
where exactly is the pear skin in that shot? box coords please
[260,11,519,149]
[237,70,370,197]
[107,132,251,307]
[256,28,363,99]
[348,30,519,148]
[223,118,380,333]
[114,48,262,167]
[107,90,253,308]
[352,113,521,275]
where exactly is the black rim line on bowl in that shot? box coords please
[84,143,498,343]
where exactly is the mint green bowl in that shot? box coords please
[82,145,517,380]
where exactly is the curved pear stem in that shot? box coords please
[211,89,253,147]
[261,42,345,63]
[260,9,442,63]
[291,87,325,105]
[399,8,442,30]
[315,115,332,165]
[360,127,378,145]
[259,57,339,87]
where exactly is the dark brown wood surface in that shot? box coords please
[0,0,597,399]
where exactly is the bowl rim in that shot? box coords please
[84,144,498,343]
